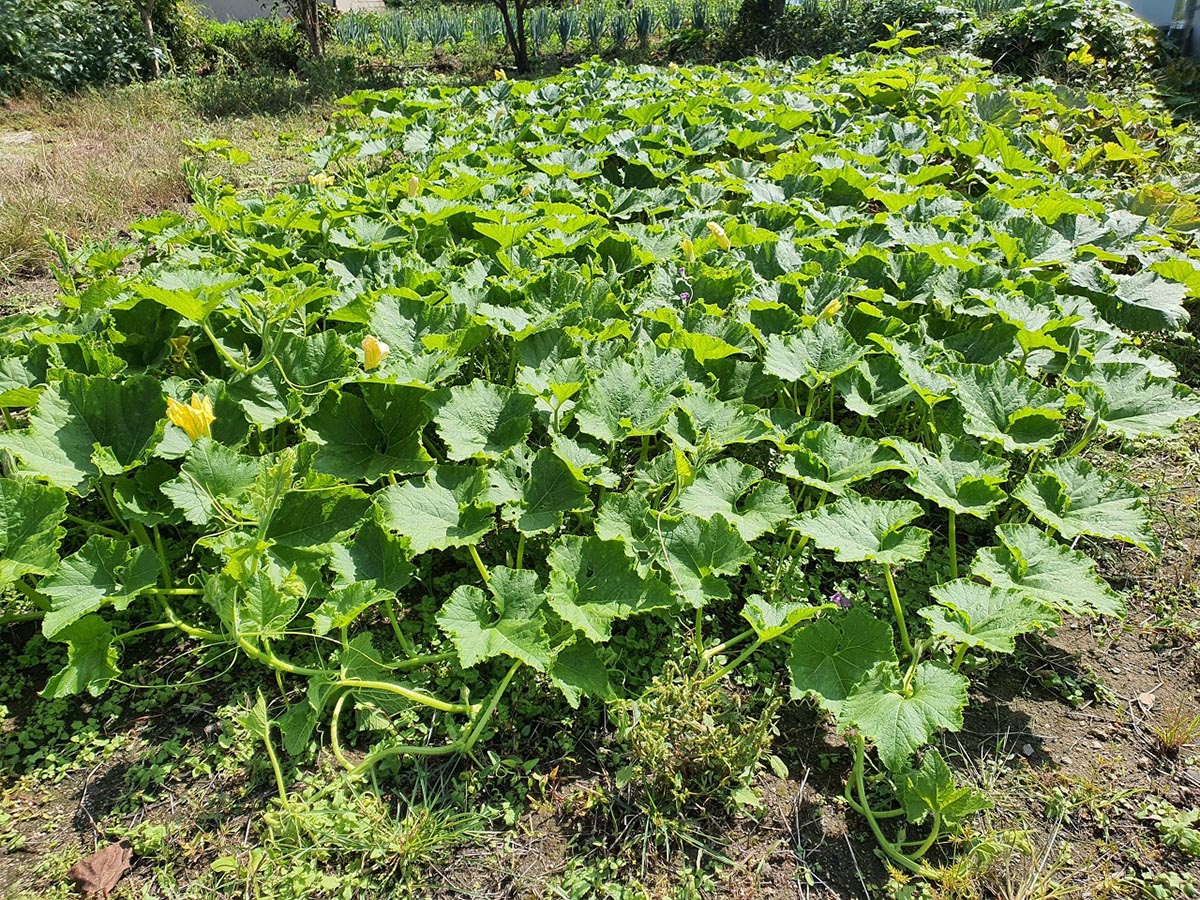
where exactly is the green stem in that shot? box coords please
[63,513,125,539]
[701,627,756,662]
[337,678,475,715]
[114,622,181,642]
[0,408,15,430]
[882,565,913,658]
[461,661,521,753]
[147,587,202,596]
[260,716,291,812]
[152,525,174,589]
[694,606,704,655]
[515,533,526,570]
[952,642,968,671]
[468,545,490,584]
[330,692,352,771]
[0,610,46,625]
[804,386,818,420]
[841,772,906,819]
[384,597,415,656]
[907,811,942,860]
[947,510,957,581]
[348,739,460,777]
[159,600,220,641]
[702,638,763,686]
[852,736,932,876]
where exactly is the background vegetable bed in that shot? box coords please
[2,49,1200,887]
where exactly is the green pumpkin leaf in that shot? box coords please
[41,615,120,698]
[548,640,613,708]
[655,513,754,608]
[762,322,864,388]
[678,458,793,541]
[438,567,551,671]
[236,569,304,640]
[1076,363,1200,440]
[512,448,590,535]
[160,438,260,526]
[971,523,1124,617]
[547,536,674,642]
[833,355,915,418]
[328,518,414,593]
[788,608,896,714]
[39,536,159,639]
[376,466,495,554]
[887,435,1008,518]
[780,422,907,497]
[741,593,831,642]
[310,582,392,636]
[430,380,536,461]
[897,749,991,827]
[0,477,67,589]
[306,384,434,481]
[575,358,676,443]
[792,495,930,565]
[942,362,1065,452]
[921,579,1058,654]
[1014,457,1159,554]
[841,661,968,771]
[0,372,166,492]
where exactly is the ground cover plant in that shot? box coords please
[3,45,1200,889]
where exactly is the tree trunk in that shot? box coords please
[495,0,530,73]
[294,0,324,58]
[140,0,160,79]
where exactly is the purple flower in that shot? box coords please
[830,591,851,610]
[678,267,686,276]
[679,292,690,301]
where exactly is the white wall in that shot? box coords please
[197,0,265,21]
[196,0,383,20]
[1125,0,1178,26]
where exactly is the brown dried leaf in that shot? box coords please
[66,840,133,898]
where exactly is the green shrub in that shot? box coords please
[724,0,971,61]
[614,662,780,815]
[972,0,1162,82]
[0,0,160,96]
[170,16,309,76]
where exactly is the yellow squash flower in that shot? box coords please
[307,171,335,190]
[167,393,215,441]
[407,175,420,199]
[493,68,506,81]
[815,299,843,322]
[362,335,391,370]
[681,237,695,263]
[706,221,731,251]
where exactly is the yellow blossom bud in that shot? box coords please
[681,237,695,262]
[166,393,215,442]
[706,221,731,251]
[493,68,506,81]
[815,299,843,322]
[408,175,420,198]
[169,335,190,363]
[362,335,390,371]
[307,171,334,190]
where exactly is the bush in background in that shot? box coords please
[0,0,160,96]
[170,16,309,76]
[725,0,972,61]
[972,0,1162,83]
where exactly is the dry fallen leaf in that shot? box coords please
[67,840,133,898]
[1138,692,1156,711]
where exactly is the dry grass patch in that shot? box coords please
[0,81,329,294]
